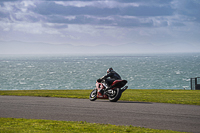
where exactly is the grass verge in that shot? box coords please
[0,89,200,105]
[0,118,184,133]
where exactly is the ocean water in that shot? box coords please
[0,53,200,90]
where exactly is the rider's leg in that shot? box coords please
[105,79,115,90]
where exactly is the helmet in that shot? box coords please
[107,67,113,73]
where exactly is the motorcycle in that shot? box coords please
[89,79,128,102]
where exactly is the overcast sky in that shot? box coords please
[0,0,200,54]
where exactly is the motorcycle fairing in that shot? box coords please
[96,82,108,99]
[110,80,127,89]
[96,80,127,99]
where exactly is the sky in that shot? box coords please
[0,0,200,54]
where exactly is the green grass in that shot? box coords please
[0,118,184,133]
[0,89,200,105]
[121,89,200,105]
[0,90,90,99]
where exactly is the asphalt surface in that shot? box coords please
[0,96,200,133]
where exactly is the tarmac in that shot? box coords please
[0,95,200,133]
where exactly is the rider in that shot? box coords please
[97,67,121,90]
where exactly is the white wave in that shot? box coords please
[182,86,189,89]
[19,81,26,85]
[49,72,56,74]
[27,65,34,68]
[2,61,9,62]
[182,78,190,81]
[175,70,181,75]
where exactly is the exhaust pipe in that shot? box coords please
[121,86,128,92]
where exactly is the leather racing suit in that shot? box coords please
[100,71,121,88]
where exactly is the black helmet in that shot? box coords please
[107,67,113,73]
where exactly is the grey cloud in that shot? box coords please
[47,15,113,26]
[111,16,154,27]
[0,0,198,29]
[120,5,174,16]
[172,0,200,23]
[29,1,175,28]
[42,23,68,29]
[0,0,19,1]
[116,0,173,5]
[170,22,185,26]
[0,11,8,18]
[32,2,120,16]
[181,1,200,22]
[33,1,174,17]
[47,15,156,28]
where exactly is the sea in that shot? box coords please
[0,53,200,90]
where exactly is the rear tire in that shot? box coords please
[89,89,97,101]
[109,88,121,102]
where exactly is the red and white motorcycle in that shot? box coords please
[89,79,128,102]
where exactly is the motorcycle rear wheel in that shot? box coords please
[109,88,121,102]
[89,89,97,101]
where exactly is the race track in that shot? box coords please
[0,96,200,133]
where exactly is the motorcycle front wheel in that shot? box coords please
[109,88,121,102]
[89,89,97,101]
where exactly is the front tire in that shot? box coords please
[109,88,121,102]
[89,89,97,101]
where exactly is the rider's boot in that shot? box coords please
[102,83,110,91]
[105,85,111,91]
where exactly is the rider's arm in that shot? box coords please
[101,72,113,80]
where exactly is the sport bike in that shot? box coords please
[89,79,128,102]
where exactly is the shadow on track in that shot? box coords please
[95,100,152,104]
[117,101,152,104]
